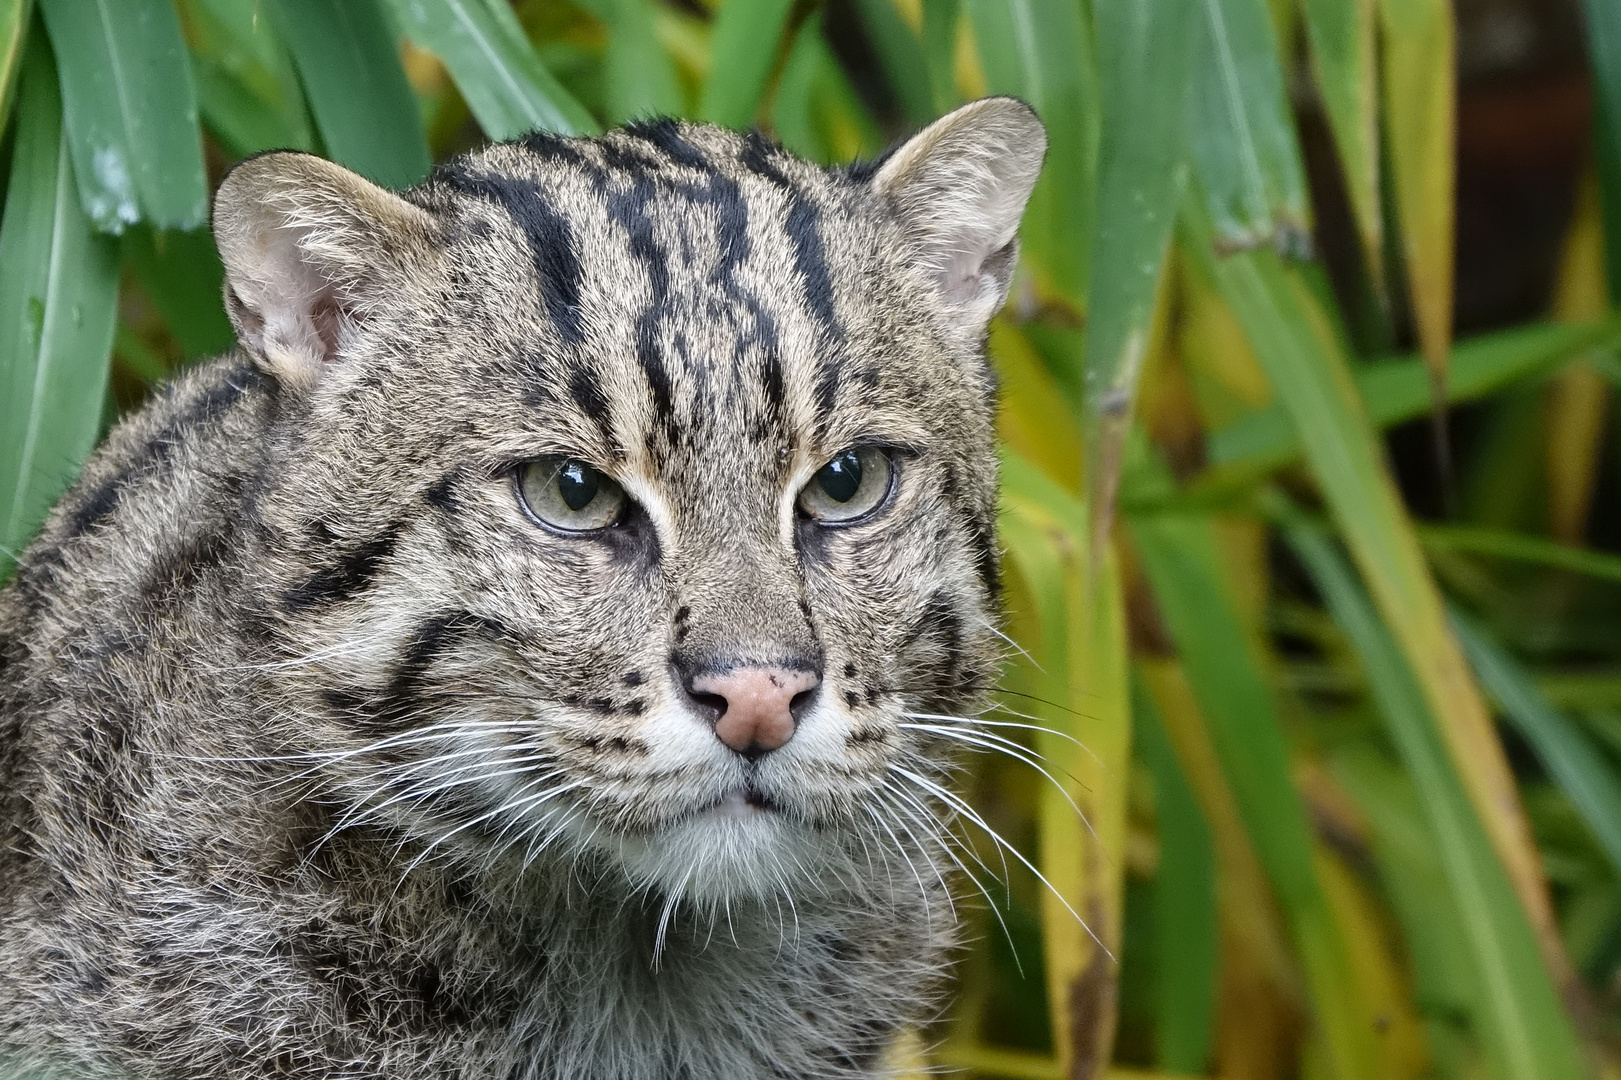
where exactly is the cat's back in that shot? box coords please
[0,355,275,889]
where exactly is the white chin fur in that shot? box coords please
[599,807,835,905]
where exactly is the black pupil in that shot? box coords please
[817,451,863,503]
[557,460,599,512]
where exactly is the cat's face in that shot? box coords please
[217,102,1045,905]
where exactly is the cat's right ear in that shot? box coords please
[871,97,1046,338]
[212,152,437,391]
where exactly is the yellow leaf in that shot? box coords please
[1546,174,1614,543]
[1378,0,1456,403]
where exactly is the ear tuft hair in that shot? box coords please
[871,97,1047,336]
[212,153,437,389]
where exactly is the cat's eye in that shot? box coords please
[798,447,894,524]
[517,456,627,532]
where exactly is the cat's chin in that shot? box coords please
[593,800,839,905]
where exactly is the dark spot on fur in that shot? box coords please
[844,662,859,678]
[844,690,861,709]
[425,470,462,512]
[283,523,402,611]
[622,670,645,686]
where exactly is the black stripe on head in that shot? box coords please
[740,134,839,332]
[606,174,678,447]
[356,611,483,734]
[567,363,613,440]
[283,522,403,611]
[740,133,845,434]
[623,118,708,171]
[435,164,585,347]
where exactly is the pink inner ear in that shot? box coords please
[228,221,358,384]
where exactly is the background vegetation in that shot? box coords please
[1,0,1619,1077]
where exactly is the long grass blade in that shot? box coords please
[265,0,431,189]
[1001,447,1133,1077]
[1580,0,1621,301]
[573,0,681,124]
[0,0,28,127]
[1188,0,1310,254]
[1377,0,1455,418]
[180,0,313,156]
[0,32,119,575]
[121,226,234,361]
[964,0,1097,304]
[1130,500,1380,1079]
[697,0,795,129]
[849,0,932,127]
[37,0,207,232]
[1081,0,1194,551]
[1454,609,1621,883]
[1132,674,1217,1074]
[1297,0,1381,294]
[1202,320,1614,479]
[389,0,597,138]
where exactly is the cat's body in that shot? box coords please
[0,101,1045,1079]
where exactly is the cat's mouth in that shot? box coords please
[705,782,777,820]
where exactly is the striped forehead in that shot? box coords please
[432,123,876,465]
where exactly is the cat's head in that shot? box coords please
[214,99,1046,908]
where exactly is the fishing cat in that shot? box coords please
[0,97,1046,1079]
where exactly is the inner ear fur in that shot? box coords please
[872,97,1047,337]
[212,152,437,390]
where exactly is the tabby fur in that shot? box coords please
[0,99,1046,1079]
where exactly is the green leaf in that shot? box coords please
[1418,522,1621,584]
[1581,0,1621,301]
[1454,610,1621,882]
[697,0,795,129]
[1081,0,1195,536]
[769,12,882,165]
[179,0,314,156]
[965,0,1098,303]
[1187,0,1310,253]
[1298,0,1382,291]
[1129,503,1380,1080]
[264,0,431,189]
[1133,672,1217,1074]
[0,34,119,573]
[1203,320,1614,474]
[849,0,933,127]
[36,0,207,232]
[0,0,29,129]
[388,0,598,139]
[1280,511,1590,1080]
[121,226,235,361]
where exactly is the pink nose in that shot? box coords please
[689,667,819,757]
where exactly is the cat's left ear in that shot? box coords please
[212,152,438,391]
[871,97,1046,336]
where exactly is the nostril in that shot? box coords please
[788,683,819,721]
[686,688,728,724]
